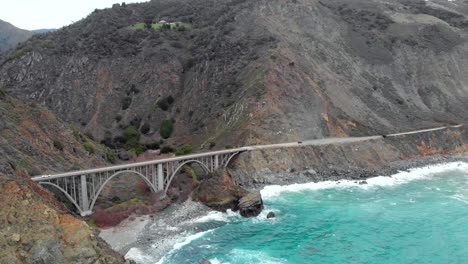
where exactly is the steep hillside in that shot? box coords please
[1,0,468,152]
[0,89,111,177]
[0,19,33,53]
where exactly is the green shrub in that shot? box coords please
[106,149,116,163]
[225,145,233,149]
[146,141,160,150]
[124,126,139,140]
[160,120,174,139]
[209,142,216,148]
[176,144,193,156]
[11,47,32,59]
[53,140,64,151]
[157,99,169,111]
[83,142,95,154]
[161,146,174,154]
[132,144,147,156]
[115,115,122,122]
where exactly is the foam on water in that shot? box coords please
[189,209,239,224]
[125,248,156,264]
[261,162,468,200]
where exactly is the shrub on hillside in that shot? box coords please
[146,141,160,150]
[140,123,150,134]
[121,97,132,110]
[176,144,193,156]
[83,142,95,154]
[161,146,174,154]
[53,140,64,151]
[160,120,173,139]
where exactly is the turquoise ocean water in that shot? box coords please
[127,162,468,264]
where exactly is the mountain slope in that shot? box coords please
[0,19,33,53]
[1,0,468,150]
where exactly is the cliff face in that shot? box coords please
[1,0,468,150]
[0,174,125,264]
[0,20,33,53]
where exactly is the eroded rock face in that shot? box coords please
[238,191,264,218]
[0,175,125,264]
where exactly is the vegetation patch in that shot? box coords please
[146,141,161,150]
[11,47,32,59]
[83,142,95,154]
[161,145,174,154]
[160,120,174,139]
[53,140,64,151]
[176,144,193,156]
[130,22,191,31]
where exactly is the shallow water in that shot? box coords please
[126,162,468,264]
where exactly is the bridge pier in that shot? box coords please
[80,175,90,215]
[157,164,164,192]
[214,155,219,170]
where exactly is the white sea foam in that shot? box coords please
[228,249,286,263]
[172,229,214,250]
[261,162,468,200]
[190,209,239,224]
[125,248,156,264]
[154,229,215,264]
[209,259,231,264]
[450,194,468,204]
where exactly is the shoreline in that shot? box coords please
[99,153,468,262]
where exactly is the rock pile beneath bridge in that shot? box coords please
[192,169,264,217]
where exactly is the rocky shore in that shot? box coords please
[102,153,468,263]
[240,154,468,189]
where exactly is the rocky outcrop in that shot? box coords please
[267,212,275,219]
[0,174,126,264]
[238,191,264,217]
[192,169,248,212]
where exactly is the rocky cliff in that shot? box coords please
[0,19,33,53]
[0,173,126,263]
[2,0,468,151]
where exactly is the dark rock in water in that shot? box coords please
[198,258,212,264]
[267,211,276,219]
[239,191,264,217]
[359,180,368,185]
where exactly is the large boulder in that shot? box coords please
[192,169,248,212]
[238,191,264,218]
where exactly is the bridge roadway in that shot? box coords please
[32,124,463,216]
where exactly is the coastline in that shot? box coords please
[98,153,468,263]
[240,154,468,189]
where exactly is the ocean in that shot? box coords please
[126,162,468,264]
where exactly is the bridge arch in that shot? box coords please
[164,160,211,194]
[38,182,85,215]
[89,170,156,213]
[224,152,241,169]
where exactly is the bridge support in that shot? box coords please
[157,164,164,192]
[214,155,219,170]
[80,175,92,216]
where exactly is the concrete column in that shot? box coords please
[214,155,219,170]
[80,175,90,215]
[151,165,157,191]
[157,164,164,191]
